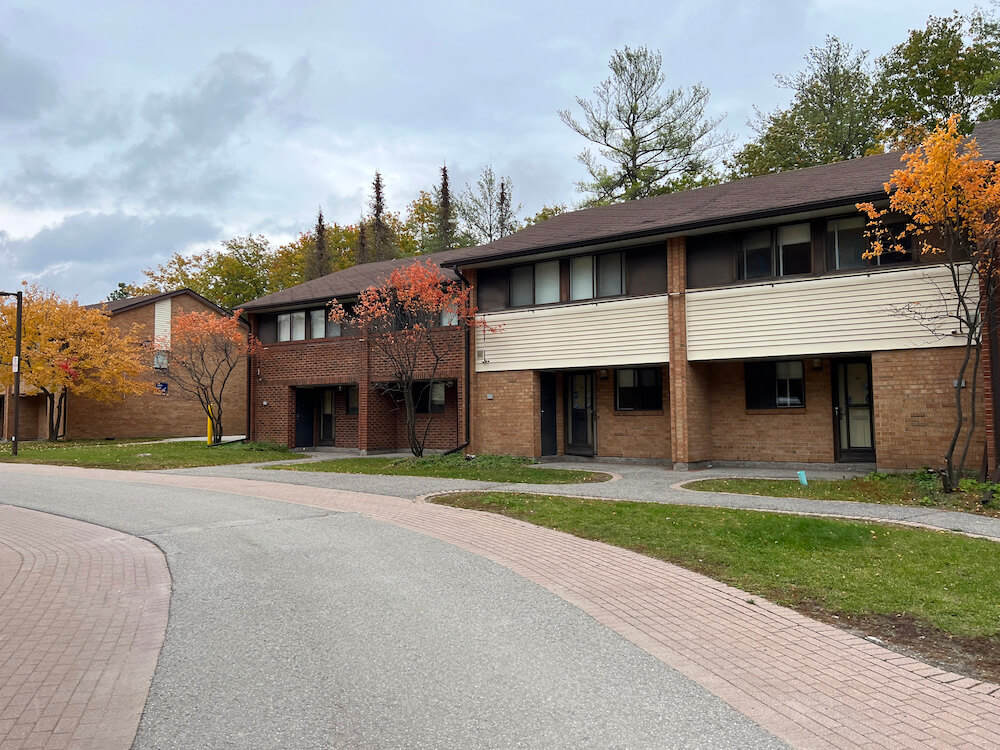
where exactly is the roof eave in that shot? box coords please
[440,191,888,268]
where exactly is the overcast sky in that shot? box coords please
[0,0,986,303]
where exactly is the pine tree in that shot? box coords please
[355,215,370,265]
[434,165,457,251]
[371,172,396,262]
[304,207,330,280]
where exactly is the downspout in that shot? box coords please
[444,268,472,456]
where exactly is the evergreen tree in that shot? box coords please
[434,165,457,251]
[370,171,396,262]
[559,45,729,203]
[355,215,371,265]
[304,207,330,280]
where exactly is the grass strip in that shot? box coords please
[271,454,610,484]
[0,440,294,470]
[685,473,998,517]
[433,491,1000,638]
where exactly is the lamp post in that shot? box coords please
[0,290,22,457]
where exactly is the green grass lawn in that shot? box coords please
[0,439,294,470]
[270,454,611,484]
[433,491,1000,638]
[684,472,999,517]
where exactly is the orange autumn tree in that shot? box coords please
[0,284,151,440]
[329,260,488,456]
[858,115,1000,491]
[155,310,261,444]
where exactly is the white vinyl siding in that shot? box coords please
[476,295,669,372]
[686,265,972,360]
[153,298,171,349]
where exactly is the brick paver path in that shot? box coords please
[4,463,1000,749]
[0,504,170,750]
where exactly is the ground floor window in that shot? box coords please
[745,360,805,409]
[615,367,662,410]
[346,385,359,414]
[414,381,446,413]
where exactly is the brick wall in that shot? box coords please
[873,347,985,470]
[594,367,670,459]
[66,295,249,440]
[249,320,464,451]
[471,370,538,456]
[709,360,835,463]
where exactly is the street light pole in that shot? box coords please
[1,290,22,457]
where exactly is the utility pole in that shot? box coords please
[1,290,22,457]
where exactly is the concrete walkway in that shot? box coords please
[0,504,169,750]
[173,457,1000,540]
[2,462,998,749]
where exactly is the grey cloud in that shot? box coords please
[0,154,95,208]
[114,51,279,205]
[0,38,58,122]
[0,211,221,302]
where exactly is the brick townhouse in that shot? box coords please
[241,258,468,451]
[246,119,1000,470]
[1,288,248,441]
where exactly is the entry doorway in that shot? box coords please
[832,358,876,462]
[294,389,316,448]
[565,372,595,456]
[319,388,336,445]
[540,373,557,456]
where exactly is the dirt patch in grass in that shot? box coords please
[685,473,1000,518]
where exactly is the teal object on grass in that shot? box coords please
[797,470,808,486]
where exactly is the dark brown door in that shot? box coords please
[294,389,316,448]
[832,359,876,462]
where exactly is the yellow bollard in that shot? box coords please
[207,404,214,445]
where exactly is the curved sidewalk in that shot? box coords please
[3,463,999,750]
[0,504,170,750]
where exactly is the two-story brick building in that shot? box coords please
[244,120,1000,470]
[241,258,468,451]
[1,288,249,441]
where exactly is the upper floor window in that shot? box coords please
[738,223,811,280]
[827,216,912,270]
[477,247,667,311]
[278,311,306,341]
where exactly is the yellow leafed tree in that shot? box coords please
[0,284,152,440]
[858,115,1000,491]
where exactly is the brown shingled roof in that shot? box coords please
[439,119,1000,267]
[242,119,1000,310]
[240,253,465,311]
[85,288,234,318]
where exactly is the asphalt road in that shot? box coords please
[3,472,788,749]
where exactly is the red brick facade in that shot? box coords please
[248,321,465,452]
[2,291,248,442]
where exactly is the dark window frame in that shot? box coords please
[345,385,359,415]
[414,381,446,414]
[744,360,806,410]
[614,367,663,411]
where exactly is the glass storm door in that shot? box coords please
[566,372,595,455]
[319,389,335,444]
[833,359,876,462]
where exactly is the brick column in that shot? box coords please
[667,237,712,469]
[358,336,373,452]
